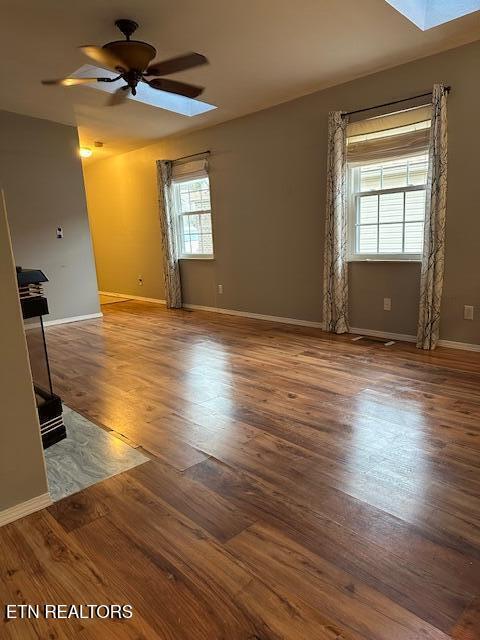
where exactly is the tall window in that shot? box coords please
[172,162,213,259]
[349,153,428,258]
[346,112,431,261]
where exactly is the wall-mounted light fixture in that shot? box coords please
[79,147,92,158]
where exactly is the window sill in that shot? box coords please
[179,255,215,261]
[348,258,422,263]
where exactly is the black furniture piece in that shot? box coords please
[17,267,66,449]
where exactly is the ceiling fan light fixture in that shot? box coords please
[103,40,156,71]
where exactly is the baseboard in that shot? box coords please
[349,327,480,352]
[99,291,166,305]
[44,312,103,327]
[0,493,52,528]
[349,326,417,343]
[183,304,324,328]
[437,339,480,352]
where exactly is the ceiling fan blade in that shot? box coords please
[42,77,98,86]
[147,78,203,99]
[107,85,131,106]
[145,52,208,77]
[80,45,127,71]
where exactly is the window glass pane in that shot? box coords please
[358,195,378,224]
[178,183,192,213]
[408,160,428,186]
[189,188,204,211]
[357,225,378,253]
[404,222,424,253]
[181,215,191,235]
[180,192,191,212]
[200,187,211,210]
[177,177,210,213]
[199,213,212,233]
[360,167,381,192]
[190,234,201,253]
[202,234,213,254]
[188,214,201,234]
[405,190,426,221]
[379,223,403,253]
[382,162,407,189]
[379,192,403,223]
[182,235,192,255]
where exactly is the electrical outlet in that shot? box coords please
[56,227,63,239]
[138,276,143,286]
[217,284,223,294]
[383,297,391,311]
[464,305,474,320]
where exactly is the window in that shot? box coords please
[172,173,214,259]
[385,0,480,31]
[348,153,428,260]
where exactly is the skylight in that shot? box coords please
[71,65,216,117]
[385,0,480,29]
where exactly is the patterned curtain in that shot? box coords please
[417,84,448,350]
[156,160,182,308]
[323,111,349,334]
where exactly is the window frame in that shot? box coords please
[171,172,214,260]
[347,156,427,262]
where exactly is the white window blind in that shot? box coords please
[347,104,432,164]
[172,157,208,180]
[347,106,431,260]
[171,157,214,259]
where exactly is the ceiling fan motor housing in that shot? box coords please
[103,40,157,72]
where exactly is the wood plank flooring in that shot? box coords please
[1,300,480,639]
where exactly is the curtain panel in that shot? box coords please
[417,84,448,350]
[156,160,182,309]
[323,111,349,334]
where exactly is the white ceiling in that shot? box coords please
[1,0,480,158]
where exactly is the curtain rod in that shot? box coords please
[173,150,211,162]
[343,86,451,118]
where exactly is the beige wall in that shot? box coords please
[0,196,48,512]
[85,40,480,344]
[85,153,166,301]
[0,110,100,322]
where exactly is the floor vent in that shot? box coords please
[351,335,396,346]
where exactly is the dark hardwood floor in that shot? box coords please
[1,300,480,639]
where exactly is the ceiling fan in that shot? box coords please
[42,19,208,106]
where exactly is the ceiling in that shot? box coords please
[1,0,480,159]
